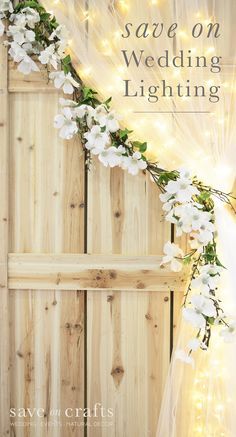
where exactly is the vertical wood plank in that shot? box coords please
[87,164,171,437]
[0,34,10,437]
[9,93,85,437]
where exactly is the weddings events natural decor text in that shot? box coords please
[1,0,236,365]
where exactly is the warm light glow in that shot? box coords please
[179,30,188,40]
[206,46,215,55]
[118,0,130,12]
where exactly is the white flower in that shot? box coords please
[183,295,216,329]
[191,265,221,294]
[8,41,25,62]
[0,0,13,16]
[179,167,192,179]
[11,7,40,29]
[122,151,147,176]
[74,104,92,118]
[38,44,60,69]
[50,71,80,94]
[220,321,236,343]
[190,209,213,232]
[99,110,120,133]
[98,145,126,168]
[93,104,107,122]
[191,273,219,294]
[8,41,39,74]
[84,125,110,154]
[175,349,194,366]
[59,97,78,108]
[201,264,223,276]
[0,18,4,36]
[17,54,39,74]
[160,241,183,272]
[8,25,35,45]
[54,107,78,140]
[188,338,200,351]
[22,7,40,28]
[188,338,207,351]
[49,24,69,42]
[56,40,67,59]
[165,176,199,203]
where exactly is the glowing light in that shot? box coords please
[222,82,229,88]
[100,39,113,56]
[118,0,130,12]
[206,47,215,55]
[215,404,224,413]
[179,30,188,40]
[80,67,92,78]
[155,120,168,132]
[150,0,158,4]
[117,65,126,73]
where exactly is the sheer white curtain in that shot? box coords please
[42,0,236,435]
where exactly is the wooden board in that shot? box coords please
[87,165,172,437]
[8,253,186,291]
[0,34,10,437]
[8,90,85,437]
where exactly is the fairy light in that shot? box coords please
[179,30,188,40]
[118,0,130,12]
[205,46,215,55]
[80,67,92,78]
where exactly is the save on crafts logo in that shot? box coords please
[9,404,114,429]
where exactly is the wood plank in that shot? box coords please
[9,92,85,437]
[87,163,173,437]
[0,33,10,437]
[8,253,186,291]
[9,61,57,93]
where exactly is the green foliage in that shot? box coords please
[15,1,44,13]
[206,316,215,325]
[118,128,133,141]
[61,55,72,74]
[158,170,177,185]
[132,141,147,153]
[103,97,112,109]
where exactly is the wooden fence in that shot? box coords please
[0,39,186,437]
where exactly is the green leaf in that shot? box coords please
[183,256,192,265]
[132,141,147,153]
[119,128,133,140]
[199,191,211,201]
[104,97,112,109]
[216,257,226,269]
[158,171,176,185]
[40,12,51,22]
[82,87,98,100]
[62,55,72,66]
[206,316,215,325]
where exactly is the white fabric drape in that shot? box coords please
[42,0,236,435]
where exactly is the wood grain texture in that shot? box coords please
[9,91,85,437]
[0,34,10,437]
[87,164,172,437]
[8,253,186,291]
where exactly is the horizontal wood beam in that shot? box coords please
[8,253,187,291]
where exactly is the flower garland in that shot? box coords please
[2,0,236,364]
